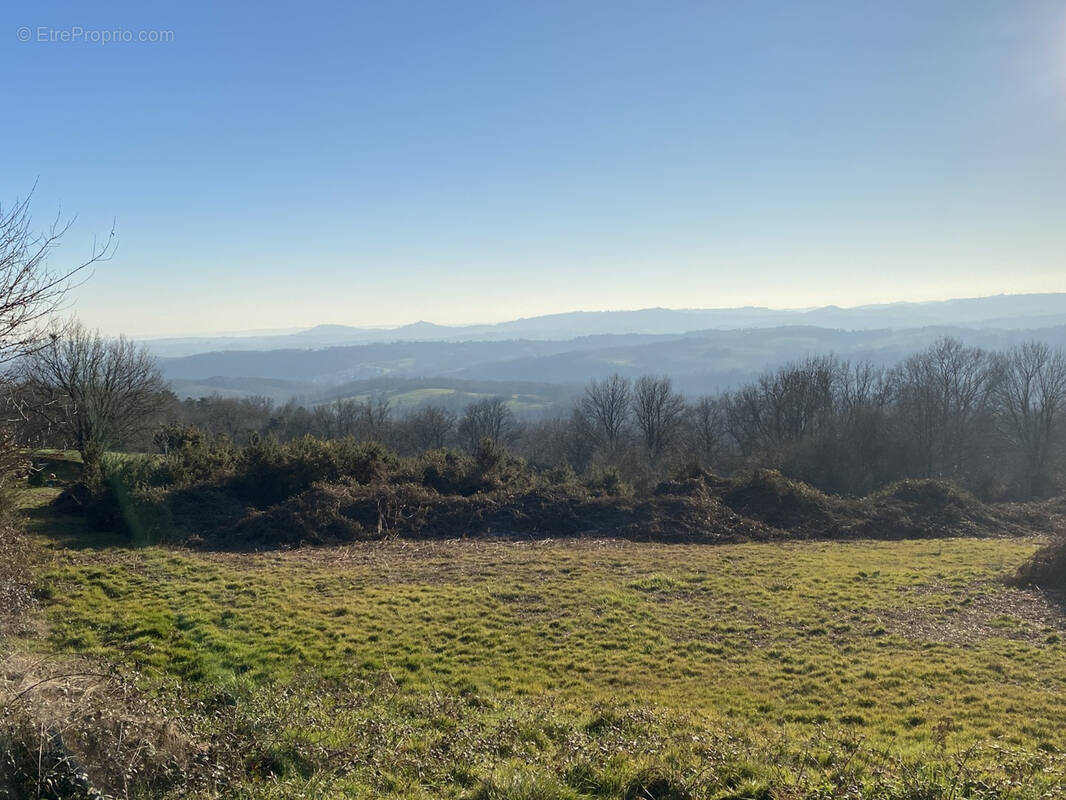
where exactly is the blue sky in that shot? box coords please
[3,1,1065,336]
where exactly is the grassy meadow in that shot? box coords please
[12,467,1066,798]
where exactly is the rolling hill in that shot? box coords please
[159,320,1066,414]
[146,293,1066,357]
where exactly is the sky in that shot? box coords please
[2,0,1066,337]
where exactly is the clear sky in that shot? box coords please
[3,1,1065,336]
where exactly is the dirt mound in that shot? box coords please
[722,469,848,537]
[66,449,1037,550]
[171,470,1033,550]
[857,479,1002,539]
[877,479,971,506]
[1013,537,1066,591]
[218,479,782,549]
[627,482,777,543]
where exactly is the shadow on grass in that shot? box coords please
[21,503,133,550]
[19,452,139,551]
[27,450,84,483]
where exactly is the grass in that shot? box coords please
[14,468,1066,797]
[336,387,460,408]
[37,536,1066,747]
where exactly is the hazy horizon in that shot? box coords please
[132,289,1066,341]
[5,0,1065,337]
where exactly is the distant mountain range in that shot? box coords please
[147,293,1066,358]
[157,296,1066,416]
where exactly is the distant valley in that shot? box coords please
[154,294,1066,415]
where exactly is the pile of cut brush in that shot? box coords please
[228,477,779,548]
[48,438,1042,550]
[1013,495,1066,591]
[180,468,1029,550]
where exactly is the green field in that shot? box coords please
[332,387,554,414]
[19,472,1066,799]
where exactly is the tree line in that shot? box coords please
[15,322,1066,500]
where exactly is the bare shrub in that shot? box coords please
[0,655,202,798]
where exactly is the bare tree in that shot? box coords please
[722,385,763,458]
[178,394,273,444]
[457,397,516,452]
[22,321,167,473]
[310,405,335,439]
[753,356,841,449]
[893,338,994,480]
[579,374,632,459]
[0,378,34,499]
[266,400,314,440]
[686,394,728,468]
[0,188,114,363]
[332,398,364,438]
[632,375,685,464]
[835,361,897,492]
[513,415,581,469]
[993,342,1066,497]
[563,407,597,471]
[401,405,456,452]
[358,396,392,442]
[0,190,114,497]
